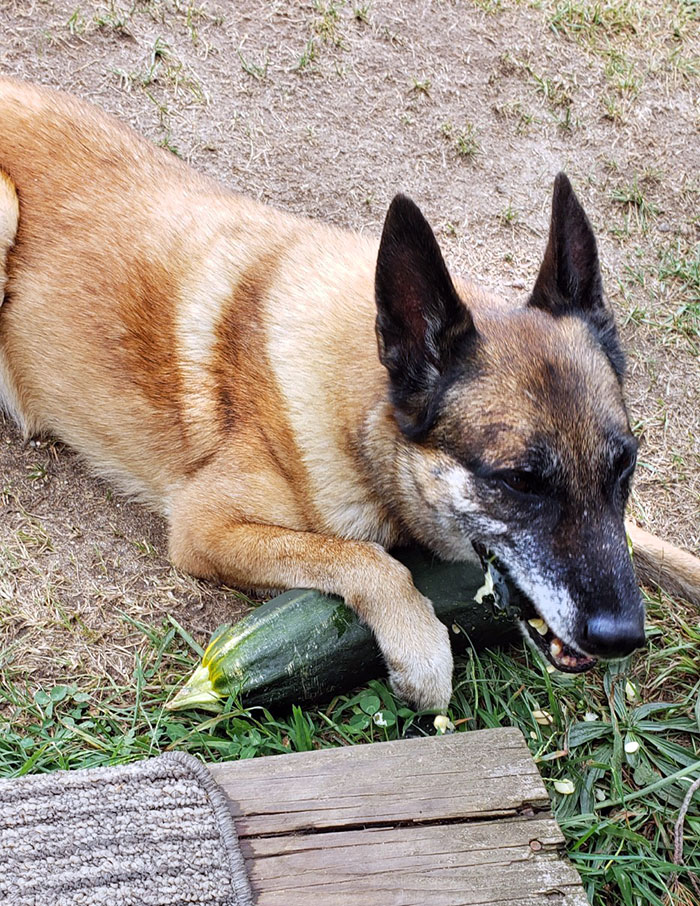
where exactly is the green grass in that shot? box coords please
[537,0,698,115]
[1,589,698,906]
[313,0,347,48]
[548,0,642,41]
[237,47,270,82]
[618,239,699,352]
[470,0,504,12]
[294,38,319,72]
[500,201,520,225]
[93,0,136,33]
[604,50,643,97]
[611,177,661,236]
[440,120,481,158]
[411,76,432,95]
[657,242,700,301]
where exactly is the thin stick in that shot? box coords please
[673,775,700,898]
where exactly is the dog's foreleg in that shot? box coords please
[169,516,453,710]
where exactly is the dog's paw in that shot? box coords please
[385,618,454,711]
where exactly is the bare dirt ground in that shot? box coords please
[0,0,698,690]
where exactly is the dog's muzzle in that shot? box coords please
[472,542,598,673]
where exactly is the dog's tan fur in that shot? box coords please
[1,79,696,707]
[0,78,461,706]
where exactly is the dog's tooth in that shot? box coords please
[528,617,548,636]
[550,638,563,657]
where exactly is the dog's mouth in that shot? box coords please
[518,600,597,673]
[472,542,597,674]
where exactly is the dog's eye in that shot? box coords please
[498,470,541,496]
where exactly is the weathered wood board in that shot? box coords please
[210,728,589,906]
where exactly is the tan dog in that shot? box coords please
[0,79,694,709]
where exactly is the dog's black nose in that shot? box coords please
[583,614,646,658]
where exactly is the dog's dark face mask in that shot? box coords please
[374,175,645,671]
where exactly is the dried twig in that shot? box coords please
[673,775,700,899]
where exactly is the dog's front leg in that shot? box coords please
[169,519,453,710]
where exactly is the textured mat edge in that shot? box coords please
[158,752,254,906]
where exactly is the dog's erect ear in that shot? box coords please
[375,194,476,439]
[529,173,624,377]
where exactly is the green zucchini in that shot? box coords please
[167,547,521,712]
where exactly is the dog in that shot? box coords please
[0,78,652,709]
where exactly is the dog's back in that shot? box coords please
[0,79,383,519]
[0,79,212,500]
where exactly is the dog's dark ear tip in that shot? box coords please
[384,193,422,230]
[552,172,577,209]
[389,192,413,207]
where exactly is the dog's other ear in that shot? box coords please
[529,173,624,377]
[375,194,476,439]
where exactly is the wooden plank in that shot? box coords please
[210,728,549,836]
[241,818,589,906]
[211,729,589,905]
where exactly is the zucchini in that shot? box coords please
[167,547,521,712]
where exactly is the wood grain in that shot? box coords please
[242,819,588,906]
[210,728,589,906]
[210,728,550,836]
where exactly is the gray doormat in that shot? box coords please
[0,751,254,906]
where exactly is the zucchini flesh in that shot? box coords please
[167,547,521,712]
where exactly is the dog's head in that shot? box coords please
[375,174,645,672]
